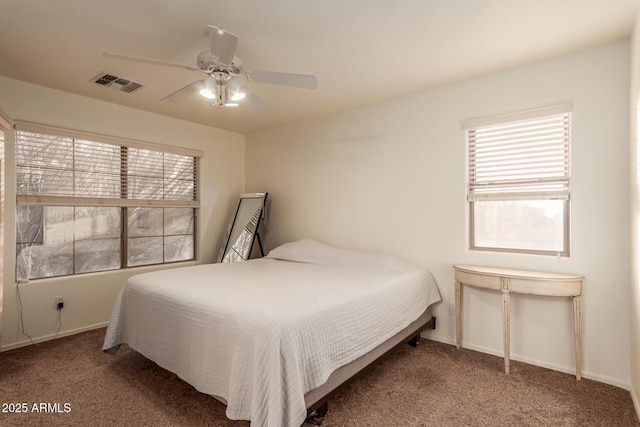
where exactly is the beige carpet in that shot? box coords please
[0,327,638,426]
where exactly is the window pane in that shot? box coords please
[75,239,121,274]
[17,242,73,280]
[164,180,195,200]
[16,206,74,279]
[17,205,44,243]
[165,153,195,178]
[75,171,121,197]
[164,153,196,200]
[128,148,163,175]
[128,148,164,199]
[43,207,74,243]
[74,140,121,198]
[128,236,163,266]
[17,169,74,196]
[128,176,164,199]
[74,207,121,274]
[473,200,565,252]
[128,207,163,237]
[164,208,194,235]
[16,133,74,196]
[165,235,194,262]
[75,207,121,239]
[16,133,73,169]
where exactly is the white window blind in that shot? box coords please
[15,122,201,207]
[464,106,571,202]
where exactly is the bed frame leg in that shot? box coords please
[409,334,421,347]
[307,403,328,425]
[427,316,437,330]
[408,316,436,348]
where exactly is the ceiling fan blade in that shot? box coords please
[208,25,238,66]
[241,86,269,111]
[103,52,202,72]
[161,79,204,102]
[244,70,317,89]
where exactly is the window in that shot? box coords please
[15,122,201,280]
[463,103,572,256]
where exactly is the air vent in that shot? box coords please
[92,72,143,93]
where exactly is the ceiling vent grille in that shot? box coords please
[92,72,142,93]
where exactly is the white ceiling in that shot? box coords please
[0,0,638,134]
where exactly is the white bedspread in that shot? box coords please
[103,239,441,427]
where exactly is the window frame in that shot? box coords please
[462,103,572,257]
[14,121,202,280]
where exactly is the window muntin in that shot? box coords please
[15,123,201,280]
[464,105,571,256]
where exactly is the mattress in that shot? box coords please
[103,239,441,427]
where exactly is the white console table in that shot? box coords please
[453,264,584,380]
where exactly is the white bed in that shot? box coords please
[103,239,441,427]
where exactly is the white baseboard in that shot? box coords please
[423,333,631,391]
[631,382,640,423]
[0,322,109,352]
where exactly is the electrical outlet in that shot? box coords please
[55,296,64,310]
[448,302,455,315]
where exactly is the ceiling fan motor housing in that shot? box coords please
[197,51,241,74]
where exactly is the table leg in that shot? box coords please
[573,296,582,380]
[455,280,462,349]
[502,291,510,374]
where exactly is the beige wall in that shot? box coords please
[0,76,245,350]
[246,41,632,388]
[0,37,635,411]
[629,10,640,416]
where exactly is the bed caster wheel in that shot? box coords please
[307,403,328,425]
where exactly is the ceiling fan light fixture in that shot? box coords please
[224,85,244,106]
[226,78,246,102]
[199,88,217,99]
[230,91,246,102]
[200,76,218,99]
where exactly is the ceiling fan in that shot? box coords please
[104,25,317,108]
